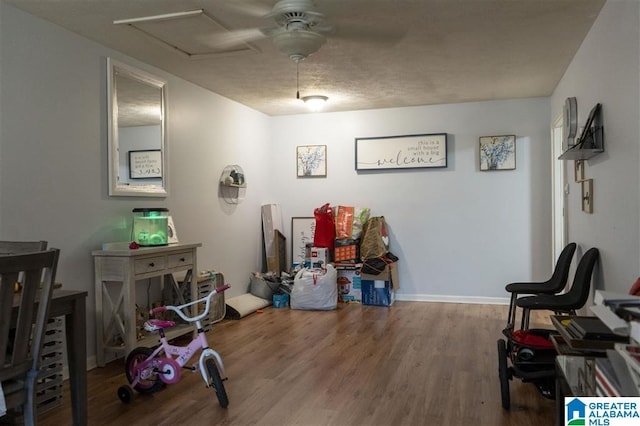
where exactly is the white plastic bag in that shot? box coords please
[291,264,338,310]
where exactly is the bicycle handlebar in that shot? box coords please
[150,284,230,322]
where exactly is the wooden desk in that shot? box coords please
[12,289,88,426]
[92,243,201,366]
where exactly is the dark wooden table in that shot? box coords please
[12,289,88,426]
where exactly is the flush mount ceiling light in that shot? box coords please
[301,95,328,111]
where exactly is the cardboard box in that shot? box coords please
[337,268,362,303]
[310,247,329,268]
[334,239,359,262]
[334,245,358,262]
[361,263,399,306]
[272,293,289,309]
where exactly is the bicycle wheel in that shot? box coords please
[497,338,511,410]
[205,358,229,408]
[117,385,134,403]
[125,346,163,394]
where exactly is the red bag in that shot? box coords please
[313,203,335,249]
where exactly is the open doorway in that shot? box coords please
[551,114,568,264]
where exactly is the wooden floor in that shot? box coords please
[39,302,556,426]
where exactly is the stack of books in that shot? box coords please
[566,316,628,342]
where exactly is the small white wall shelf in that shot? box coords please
[219,164,246,204]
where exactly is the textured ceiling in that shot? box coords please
[5,0,605,116]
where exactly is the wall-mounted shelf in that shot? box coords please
[219,164,246,204]
[559,103,603,161]
[222,182,246,188]
[558,145,603,161]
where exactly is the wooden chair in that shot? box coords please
[0,241,48,255]
[0,248,60,425]
[0,241,48,294]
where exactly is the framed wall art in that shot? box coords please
[128,149,162,179]
[581,179,593,213]
[355,133,447,171]
[297,145,327,177]
[479,135,516,171]
[574,160,584,182]
[291,217,315,267]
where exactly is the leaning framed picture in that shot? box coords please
[479,135,516,171]
[355,133,447,171]
[291,217,315,267]
[297,145,327,177]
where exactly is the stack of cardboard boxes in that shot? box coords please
[295,206,399,307]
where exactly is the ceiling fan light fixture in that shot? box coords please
[272,30,326,62]
[301,95,328,111]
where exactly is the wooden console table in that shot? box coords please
[92,242,201,366]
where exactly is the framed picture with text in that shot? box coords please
[291,217,315,267]
[355,133,447,171]
[128,149,162,179]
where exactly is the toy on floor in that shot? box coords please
[117,284,231,408]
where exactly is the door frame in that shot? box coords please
[551,113,568,265]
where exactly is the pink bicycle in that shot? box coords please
[117,284,230,408]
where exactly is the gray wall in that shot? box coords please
[550,0,640,295]
[0,4,271,365]
[271,99,552,302]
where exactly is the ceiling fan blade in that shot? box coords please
[198,27,272,49]
[217,0,273,18]
[330,23,407,46]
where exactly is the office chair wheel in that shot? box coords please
[497,338,511,410]
[117,385,134,403]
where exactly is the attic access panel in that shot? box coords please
[115,9,258,59]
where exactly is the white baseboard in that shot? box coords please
[395,293,510,305]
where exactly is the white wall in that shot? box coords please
[551,0,640,294]
[271,98,552,302]
[0,4,271,361]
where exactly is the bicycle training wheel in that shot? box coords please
[125,347,163,394]
[205,358,229,408]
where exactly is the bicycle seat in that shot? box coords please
[144,319,176,332]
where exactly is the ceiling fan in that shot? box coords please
[115,0,403,104]
[205,0,403,64]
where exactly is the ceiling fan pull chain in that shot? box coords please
[296,61,300,99]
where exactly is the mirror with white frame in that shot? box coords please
[107,58,168,197]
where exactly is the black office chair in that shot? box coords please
[504,242,577,330]
[516,247,599,330]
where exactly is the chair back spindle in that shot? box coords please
[0,248,60,425]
